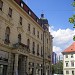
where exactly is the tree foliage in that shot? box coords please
[52,60,63,74]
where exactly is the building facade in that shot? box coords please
[62,42,75,75]
[0,0,53,75]
[52,52,57,64]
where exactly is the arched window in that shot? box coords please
[27,39,30,48]
[18,34,21,43]
[5,27,10,44]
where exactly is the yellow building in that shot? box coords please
[0,0,53,75]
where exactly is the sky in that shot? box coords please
[23,0,75,58]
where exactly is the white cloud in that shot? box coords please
[53,46,62,54]
[49,26,74,56]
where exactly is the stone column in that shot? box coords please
[7,53,12,75]
[14,54,19,75]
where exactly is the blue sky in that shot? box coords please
[23,0,74,30]
[23,0,75,58]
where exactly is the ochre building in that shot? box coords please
[0,0,53,75]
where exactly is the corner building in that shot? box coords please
[0,0,53,75]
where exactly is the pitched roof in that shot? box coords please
[62,42,75,53]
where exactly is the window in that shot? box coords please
[71,61,74,67]
[0,0,3,11]
[21,2,23,7]
[47,39,48,44]
[66,71,69,74]
[37,44,39,56]
[32,42,35,54]
[28,10,31,15]
[65,55,68,58]
[28,24,30,31]
[18,34,21,43]
[4,27,10,44]
[19,17,22,25]
[8,8,12,17]
[33,28,35,35]
[72,71,74,75]
[41,47,43,57]
[71,54,73,58]
[27,39,30,49]
[37,31,39,38]
[66,63,68,67]
[41,34,42,40]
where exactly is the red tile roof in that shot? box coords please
[62,42,75,53]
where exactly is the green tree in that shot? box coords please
[52,60,63,74]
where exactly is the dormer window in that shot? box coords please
[8,8,12,17]
[28,10,31,15]
[21,2,23,7]
[19,17,22,25]
[37,19,38,22]
[0,0,3,11]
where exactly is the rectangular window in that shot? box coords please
[66,71,69,74]
[65,55,68,58]
[0,0,3,11]
[28,23,30,31]
[72,71,74,75]
[8,8,12,17]
[71,61,74,67]
[37,31,39,38]
[20,17,22,25]
[41,34,42,40]
[33,28,35,35]
[66,63,68,67]
[71,54,73,58]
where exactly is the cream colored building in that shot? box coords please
[0,0,53,75]
[62,42,75,75]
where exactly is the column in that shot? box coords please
[14,54,18,75]
[7,53,12,75]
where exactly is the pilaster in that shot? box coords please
[14,53,19,75]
